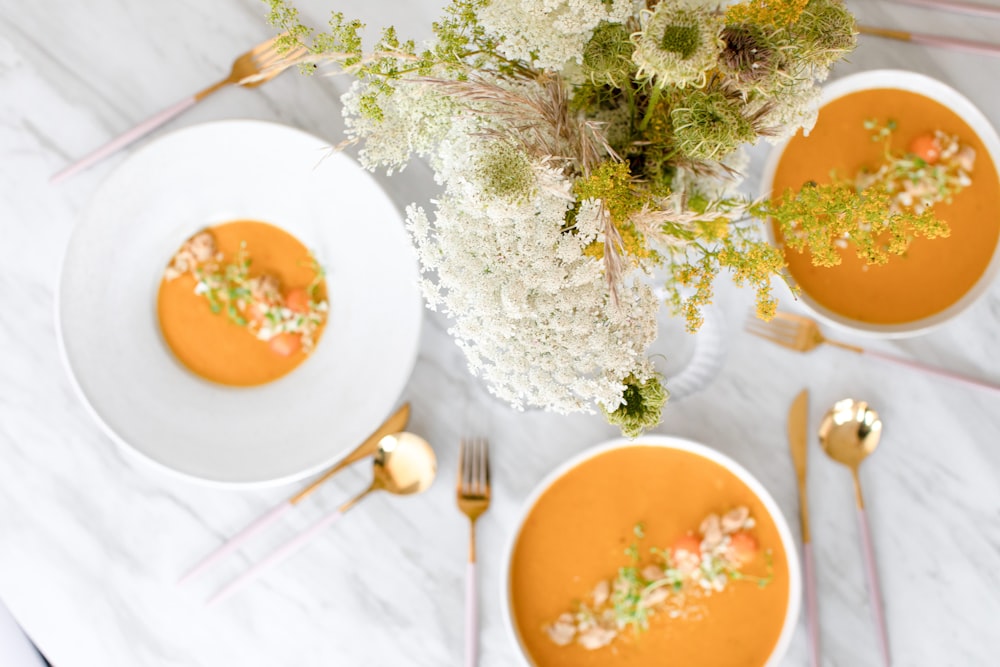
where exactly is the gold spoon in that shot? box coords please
[207,432,437,605]
[818,399,891,667]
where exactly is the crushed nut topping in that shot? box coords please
[544,507,772,652]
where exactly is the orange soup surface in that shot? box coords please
[510,446,790,667]
[157,220,327,386]
[772,88,1000,324]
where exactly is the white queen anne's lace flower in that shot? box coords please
[405,144,658,412]
[479,0,635,71]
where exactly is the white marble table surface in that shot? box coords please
[2,1,999,665]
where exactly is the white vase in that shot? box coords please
[647,300,727,403]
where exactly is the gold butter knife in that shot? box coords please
[789,389,820,667]
[178,403,411,584]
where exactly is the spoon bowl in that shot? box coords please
[818,398,883,470]
[371,432,438,496]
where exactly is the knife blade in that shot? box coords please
[788,388,820,667]
[788,388,810,541]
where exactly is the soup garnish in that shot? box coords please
[761,117,976,269]
[164,229,328,356]
[544,506,771,652]
[855,119,975,216]
[158,220,330,386]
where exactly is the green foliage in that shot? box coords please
[754,183,949,267]
[573,162,643,223]
[266,0,512,120]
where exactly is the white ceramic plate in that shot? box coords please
[761,69,1000,338]
[57,120,422,486]
[502,435,801,667]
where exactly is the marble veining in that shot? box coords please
[2,1,999,665]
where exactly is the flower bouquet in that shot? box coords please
[267,0,944,435]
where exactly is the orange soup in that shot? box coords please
[509,446,790,667]
[771,88,1000,324]
[157,220,327,386]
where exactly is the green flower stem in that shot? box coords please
[638,85,663,132]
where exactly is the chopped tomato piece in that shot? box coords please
[247,302,268,324]
[268,332,302,356]
[728,531,758,565]
[909,134,940,164]
[672,534,701,556]
[284,287,311,314]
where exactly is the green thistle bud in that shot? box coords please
[603,374,669,439]
[719,24,775,86]
[582,22,635,87]
[671,90,757,161]
[794,0,857,69]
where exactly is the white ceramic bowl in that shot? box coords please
[501,435,802,667]
[57,120,422,486]
[761,69,1000,338]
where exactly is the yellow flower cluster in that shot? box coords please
[725,0,810,27]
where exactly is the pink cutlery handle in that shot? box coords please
[51,95,198,184]
[892,0,1000,19]
[863,348,1000,394]
[803,543,821,667]
[177,502,291,586]
[465,561,478,667]
[857,509,891,667]
[206,508,344,606]
[909,32,1000,57]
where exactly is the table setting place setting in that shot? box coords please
[2,0,999,666]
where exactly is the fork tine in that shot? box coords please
[256,46,295,66]
[745,317,787,340]
[760,314,799,333]
[468,438,477,494]
[477,439,487,495]
[250,34,283,56]
[747,314,797,338]
[482,440,490,492]
[466,439,475,492]
[746,320,798,349]
[457,439,466,492]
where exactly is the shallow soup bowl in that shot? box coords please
[761,70,1000,338]
[502,436,802,667]
[57,120,422,486]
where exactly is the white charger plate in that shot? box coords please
[57,120,422,486]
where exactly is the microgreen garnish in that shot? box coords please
[545,508,772,652]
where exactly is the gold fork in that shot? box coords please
[747,311,1000,394]
[52,35,308,184]
[457,438,491,667]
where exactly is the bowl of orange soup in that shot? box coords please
[58,120,422,485]
[762,70,1000,337]
[503,436,801,667]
